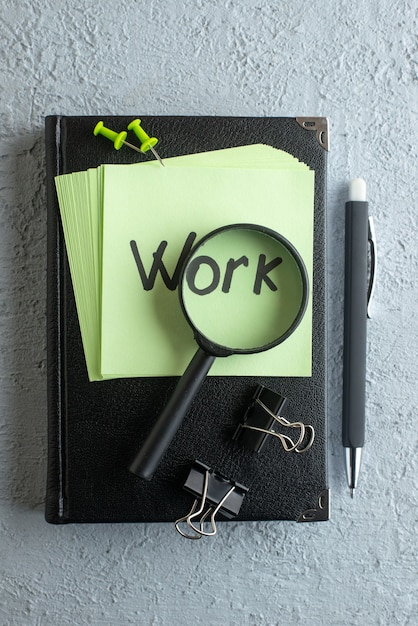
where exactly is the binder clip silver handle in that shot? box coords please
[248,399,315,454]
[233,385,315,454]
[174,461,248,540]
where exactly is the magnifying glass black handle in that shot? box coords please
[129,348,216,480]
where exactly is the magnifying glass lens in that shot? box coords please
[182,229,306,352]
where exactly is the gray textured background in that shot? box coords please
[1,1,417,625]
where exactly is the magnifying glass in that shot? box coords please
[129,223,309,480]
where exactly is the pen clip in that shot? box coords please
[367,216,377,319]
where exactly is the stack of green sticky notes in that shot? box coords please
[55,145,314,382]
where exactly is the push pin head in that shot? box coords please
[93,121,127,150]
[127,119,159,153]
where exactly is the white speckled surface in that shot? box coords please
[0,1,417,624]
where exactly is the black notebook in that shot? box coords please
[45,115,329,524]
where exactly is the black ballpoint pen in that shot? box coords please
[342,178,377,497]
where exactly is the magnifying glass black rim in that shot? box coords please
[178,223,309,357]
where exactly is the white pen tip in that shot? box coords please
[348,178,367,202]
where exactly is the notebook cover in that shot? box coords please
[45,116,329,524]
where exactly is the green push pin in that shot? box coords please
[94,121,150,157]
[93,121,129,150]
[127,119,164,166]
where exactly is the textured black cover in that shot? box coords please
[45,116,328,524]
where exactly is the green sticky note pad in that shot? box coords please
[55,145,315,381]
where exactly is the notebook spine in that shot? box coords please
[45,115,69,523]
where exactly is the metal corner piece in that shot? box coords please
[296,117,329,151]
[297,489,330,522]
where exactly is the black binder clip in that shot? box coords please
[233,384,315,454]
[174,461,248,540]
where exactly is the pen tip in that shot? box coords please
[350,487,354,499]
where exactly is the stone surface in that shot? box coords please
[0,1,417,624]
